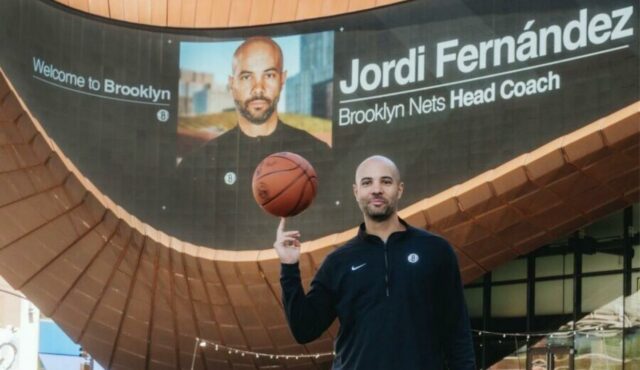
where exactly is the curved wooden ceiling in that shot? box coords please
[0,66,638,369]
[52,0,406,28]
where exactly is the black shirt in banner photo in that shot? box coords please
[172,120,334,250]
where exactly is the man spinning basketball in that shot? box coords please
[274,155,476,369]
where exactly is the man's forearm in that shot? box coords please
[280,263,336,344]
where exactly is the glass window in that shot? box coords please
[633,245,640,268]
[625,328,640,369]
[463,287,483,318]
[536,254,573,278]
[492,259,526,282]
[582,274,622,313]
[466,274,485,286]
[582,252,624,273]
[575,330,623,368]
[535,279,573,315]
[585,209,623,239]
[629,272,639,324]
[492,283,526,317]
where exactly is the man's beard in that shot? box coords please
[235,96,279,124]
[361,199,396,222]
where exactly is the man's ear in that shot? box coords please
[281,70,287,85]
[352,183,358,199]
[397,181,404,199]
[227,75,233,91]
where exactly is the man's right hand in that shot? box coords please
[274,217,301,264]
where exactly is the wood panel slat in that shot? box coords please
[166,0,183,27]
[347,0,376,12]
[122,0,139,23]
[295,0,322,21]
[180,0,198,28]
[69,0,90,11]
[227,0,252,27]
[248,0,274,26]
[209,0,232,27]
[88,0,110,17]
[321,0,348,16]
[270,0,297,23]
[149,0,167,26]
[194,0,215,27]
[55,0,407,27]
[107,0,124,20]
[137,0,152,25]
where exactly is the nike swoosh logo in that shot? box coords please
[351,263,367,271]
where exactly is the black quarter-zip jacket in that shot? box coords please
[280,219,476,370]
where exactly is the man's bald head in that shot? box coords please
[355,155,401,184]
[232,37,284,75]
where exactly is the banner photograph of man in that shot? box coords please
[172,34,335,249]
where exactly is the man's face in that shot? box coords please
[229,41,286,125]
[353,159,404,222]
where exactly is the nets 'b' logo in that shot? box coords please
[156,109,169,122]
[224,172,237,185]
[407,253,419,263]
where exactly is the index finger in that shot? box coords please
[277,217,286,234]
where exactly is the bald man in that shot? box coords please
[276,156,476,370]
[175,37,331,249]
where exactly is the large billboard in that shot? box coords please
[0,0,637,250]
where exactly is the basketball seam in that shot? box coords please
[269,153,316,179]
[254,165,300,181]
[308,174,317,193]
[260,171,308,207]
[288,174,310,216]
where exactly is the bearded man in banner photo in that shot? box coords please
[174,37,332,249]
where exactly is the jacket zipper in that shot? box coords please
[383,242,390,297]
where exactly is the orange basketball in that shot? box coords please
[252,152,318,217]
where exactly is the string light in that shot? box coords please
[189,327,624,369]
[471,328,622,338]
[190,337,335,364]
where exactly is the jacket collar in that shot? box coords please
[357,217,412,243]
